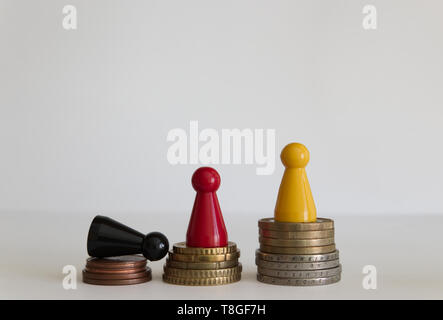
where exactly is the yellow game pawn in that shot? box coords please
[274,143,317,223]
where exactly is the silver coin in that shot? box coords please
[256,258,340,271]
[257,273,341,286]
[257,265,341,279]
[255,249,339,263]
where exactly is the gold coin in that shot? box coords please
[260,244,336,255]
[173,241,237,255]
[168,250,240,262]
[163,264,242,278]
[259,229,335,239]
[259,237,335,247]
[258,218,334,231]
[165,258,239,270]
[163,273,241,286]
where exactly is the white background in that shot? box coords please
[0,0,443,299]
[1,0,442,216]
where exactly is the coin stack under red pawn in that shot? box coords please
[83,255,152,286]
[162,167,242,286]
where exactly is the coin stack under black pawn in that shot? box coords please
[256,143,342,286]
[163,167,242,286]
[84,215,169,286]
[83,255,152,286]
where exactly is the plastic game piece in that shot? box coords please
[87,215,169,261]
[186,167,228,247]
[274,143,317,223]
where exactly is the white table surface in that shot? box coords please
[0,213,442,299]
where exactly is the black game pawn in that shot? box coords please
[87,215,169,261]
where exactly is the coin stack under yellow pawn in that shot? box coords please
[256,218,341,286]
[256,142,342,286]
[163,242,242,286]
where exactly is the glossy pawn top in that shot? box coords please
[191,166,221,192]
[186,167,228,248]
[274,143,317,223]
[87,215,169,261]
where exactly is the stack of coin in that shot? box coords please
[163,241,242,286]
[256,218,341,286]
[83,255,152,286]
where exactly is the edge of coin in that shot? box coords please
[82,274,152,286]
[82,267,152,280]
[258,217,334,231]
[259,228,335,239]
[255,258,340,271]
[255,249,340,262]
[259,244,336,255]
[257,273,341,286]
[168,250,241,262]
[86,255,147,269]
[163,264,242,278]
[84,266,148,274]
[257,265,342,279]
[259,237,335,248]
[165,258,239,270]
[162,273,241,286]
[173,241,237,255]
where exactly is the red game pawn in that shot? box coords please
[186,167,228,247]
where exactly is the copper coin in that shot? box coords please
[86,255,147,269]
[82,267,151,280]
[83,274,152,286]
[85,266,147,274]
